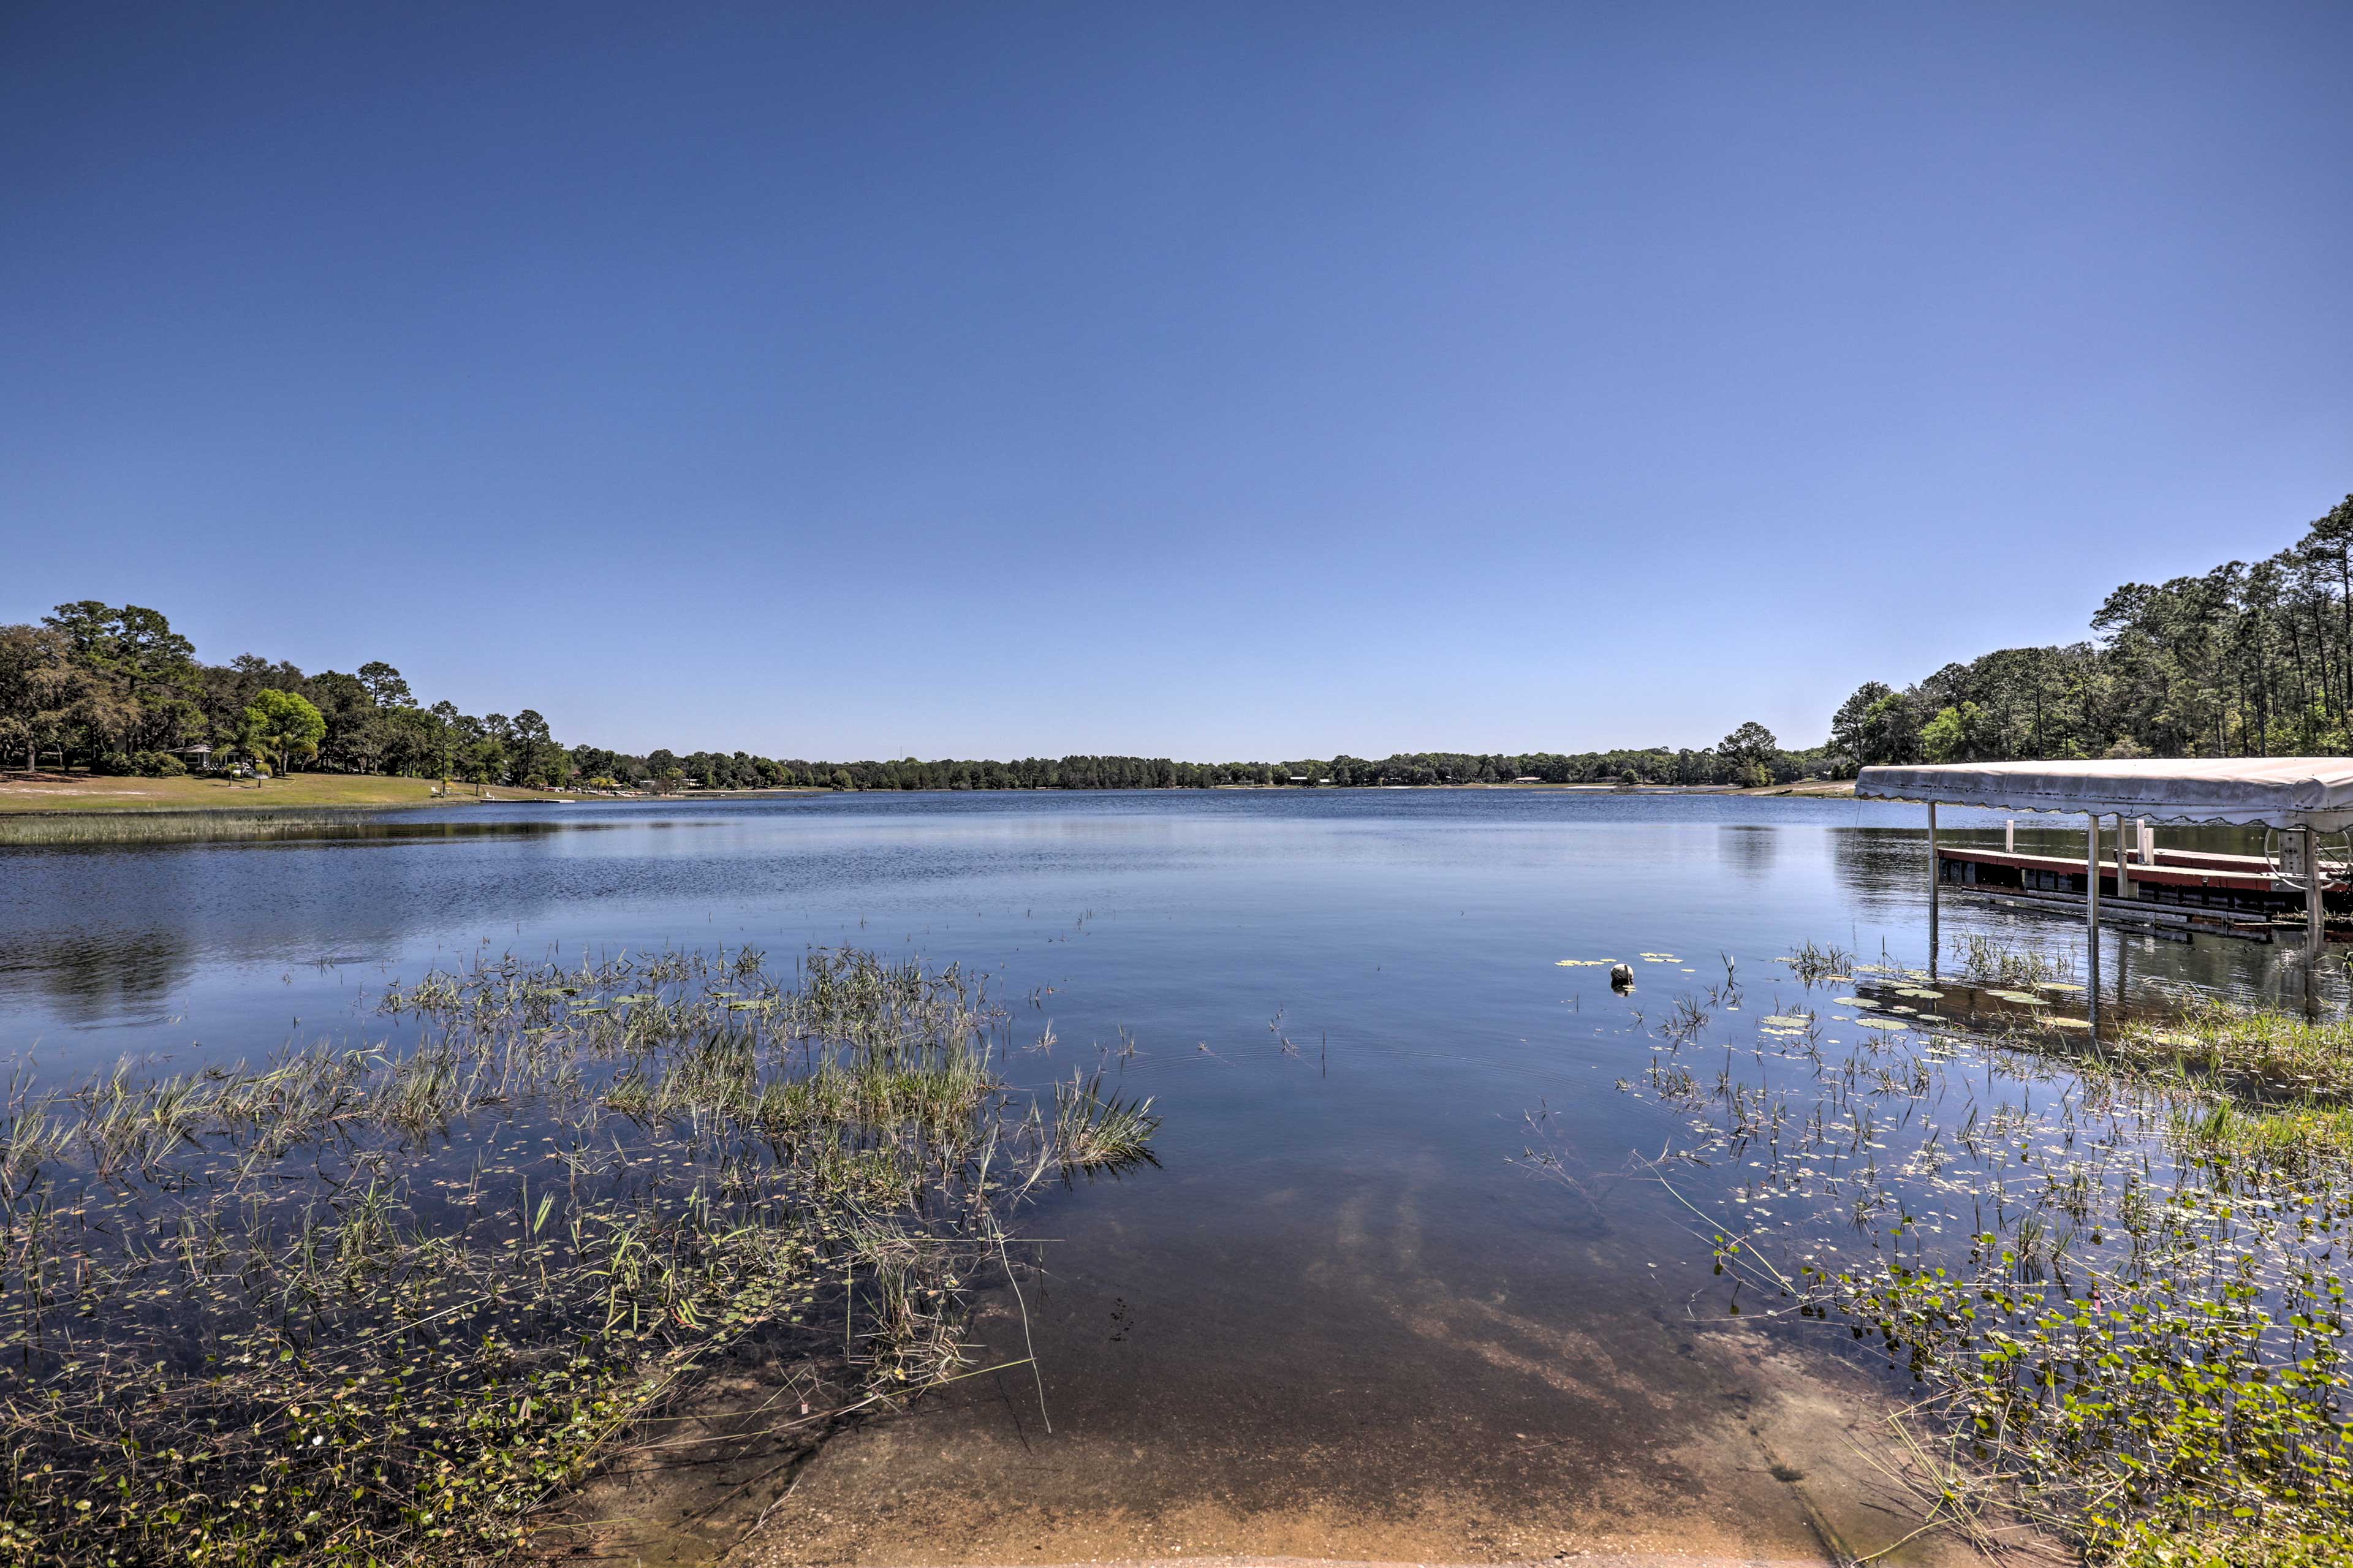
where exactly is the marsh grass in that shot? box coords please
[1570,939,2353,1565]
[1953,931,2077,991]
[2105,998,2353,1100]
[0,945,1151,1566]
[0,807,387,845]
[1051,1070,1160,1171]
[1787,940,1856,987]
[2167,1097,2353,1173]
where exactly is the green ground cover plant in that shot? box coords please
[1552,942,2353,1566]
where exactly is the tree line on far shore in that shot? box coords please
[0,604,572,787]
[14,490,2346,792]
[1833,491,2353,769]
[0,601,1830,792]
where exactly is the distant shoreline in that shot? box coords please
[0,770,829,825]
[1208,778,1856,798]
[0,769,1855,823]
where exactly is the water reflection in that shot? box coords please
[0,930,192,1025]
[1714,822,1779,882]
[1825,825,1927,921]
[1827,810,2346,1014]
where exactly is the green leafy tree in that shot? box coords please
[1718,721,1779,782]
[355,661,414,708]
[38,602,202,760]
[0,624,86,772]
[1919,705,1965,763]
[1828,683,1892,771]
[240,689,326,776]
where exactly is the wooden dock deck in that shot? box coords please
[1932,843,2344,939]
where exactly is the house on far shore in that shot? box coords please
[1512,775,1542,784]
[172,743,214,769]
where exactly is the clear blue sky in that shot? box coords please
[6,4,2350,760]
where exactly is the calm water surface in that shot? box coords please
[0,790,2327,1561]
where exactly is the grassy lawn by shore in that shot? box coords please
[0,771,585,813]
[1736,778,1854,797]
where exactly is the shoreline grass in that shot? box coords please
[0,805,401,844]
[0,945,1153,1566]
[0,771,588,814]
[2104,998,2353,1100]
[1584,938,2353,1566]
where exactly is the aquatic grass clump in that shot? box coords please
[1663,993,1713,1045]
[1954,931,2077,991]
[1051,1069,1159,1171]
[0,944,1156,1567]
[1604,960,2353,1563]
[1786,940,1856,986]
[2166,1097,2353,1174]
[2107,999,2353,1100]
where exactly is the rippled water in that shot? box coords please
[0,790,2327,1562]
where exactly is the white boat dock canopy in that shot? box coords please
[1855,758,2353,831]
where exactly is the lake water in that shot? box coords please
[0,790,2323,1564]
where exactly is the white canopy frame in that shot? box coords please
[1857,760,2348,1020]
[1856,759,2353,831]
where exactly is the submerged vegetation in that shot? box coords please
[1564,937,2353,1566]
[0,945,1150,1567]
